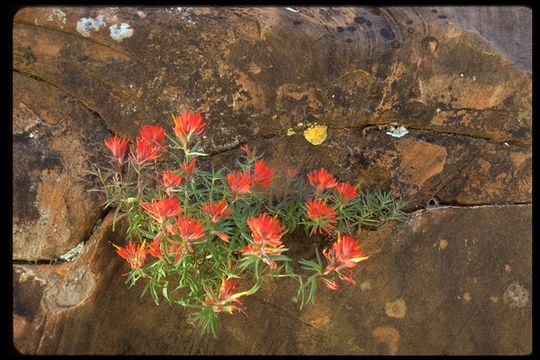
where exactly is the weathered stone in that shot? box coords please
[12,71,110,260]
[12,6,531,355]
[13,205,531,355]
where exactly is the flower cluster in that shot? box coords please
[92,109,406,337]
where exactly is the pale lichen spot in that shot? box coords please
[109,23,134,42]
[503,282,529,308]
[303,124,328,145]
[286,128,296,136]
[490,296,499,303]
[360,280,371,291]
[463,292,471,302]
[76,15,106,37]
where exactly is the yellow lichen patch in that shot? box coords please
[287,128,296,136]
[303,124,328,145]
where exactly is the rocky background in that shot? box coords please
[12,7,531,355]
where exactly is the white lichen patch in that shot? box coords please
[58,242,85,262]
[285,7,300,12]
[49,9,67,25]
[383,124,409,138]
[109,23,134,42]
[503,282,529,308]
[76,15,106,37]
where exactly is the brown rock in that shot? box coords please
[13,72,110,260]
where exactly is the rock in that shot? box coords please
[12,6,531,355]
[12,71,110,260]
[13,204,531,355]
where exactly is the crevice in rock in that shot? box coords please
[14,20,158,72]
[12,69,116,137]
[206,132,283,156]
[404,202,531,215]
[12,210,110,265]
[359,123,531,148]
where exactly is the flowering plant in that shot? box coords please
[89,111,406,336]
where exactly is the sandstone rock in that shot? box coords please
[13,72,110,260]
[13,204,531,355]
[12,6,531,355]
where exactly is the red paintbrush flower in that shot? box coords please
[104,135,129,165]
[175,216,206,241]
[307,168,338,193]
[323,234,368,274]
[203,276,244,314]
[180,158,197,177]
[113,240,147,269]
[227,170,252,194]
[240,144,257,157]
[140,197,183,223]
[253,160,273,187]
[336,182,357,202]
[139,125,166,148]
[199,199,232,223]
[247,213,285,247]
[305,199,337,234]
[146,237,163,258]
[242,213,287,269]
[321,277,340,291]
[173,111,206,147]
[162,170,182,194]
[211,230,230,242]
[133,137,161,164]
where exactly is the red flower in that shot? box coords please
[253,160,273,187]
[200,199,232,223]
[227,170,252,194]
[141,197,183,223]
[323,234,368,274]
[139,125,166,148]
[321,277,340,291]
[241,144,257,157]
[114,240,147,269]
[203,276,244,314]
[247,213,285,247]
[146,237,163,258]
[133,137,161,164]
[305,199,337,234]
[104,135,129,165]
[175,216,206,241]
[336,182,357,202]
[307,168,338,193]
[211,230,230,242]
[173,111,206,147]
[180,158,197,177]
[162,170,182,194]
[242,213,286,268]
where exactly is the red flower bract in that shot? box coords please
[305,198,337,234]
[336,182,357,202]
[180,158,197,177]
[133,137,161,164]
[114,240,147,269]
[147,237,163,258]
[200,199,232,223]
[104,135,129,165]
[227,170,252,194]
[141,197,183,223]
[173,111,206,147]
[253,160,273,187]
[140,125,166,147]
[307,168,338,193]
[176,216,206,241]
[204,276,244,314]
[162,170,183,193]
[323,234,368,274]
[247,213,285,247]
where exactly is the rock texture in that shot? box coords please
[12,6,531,355]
